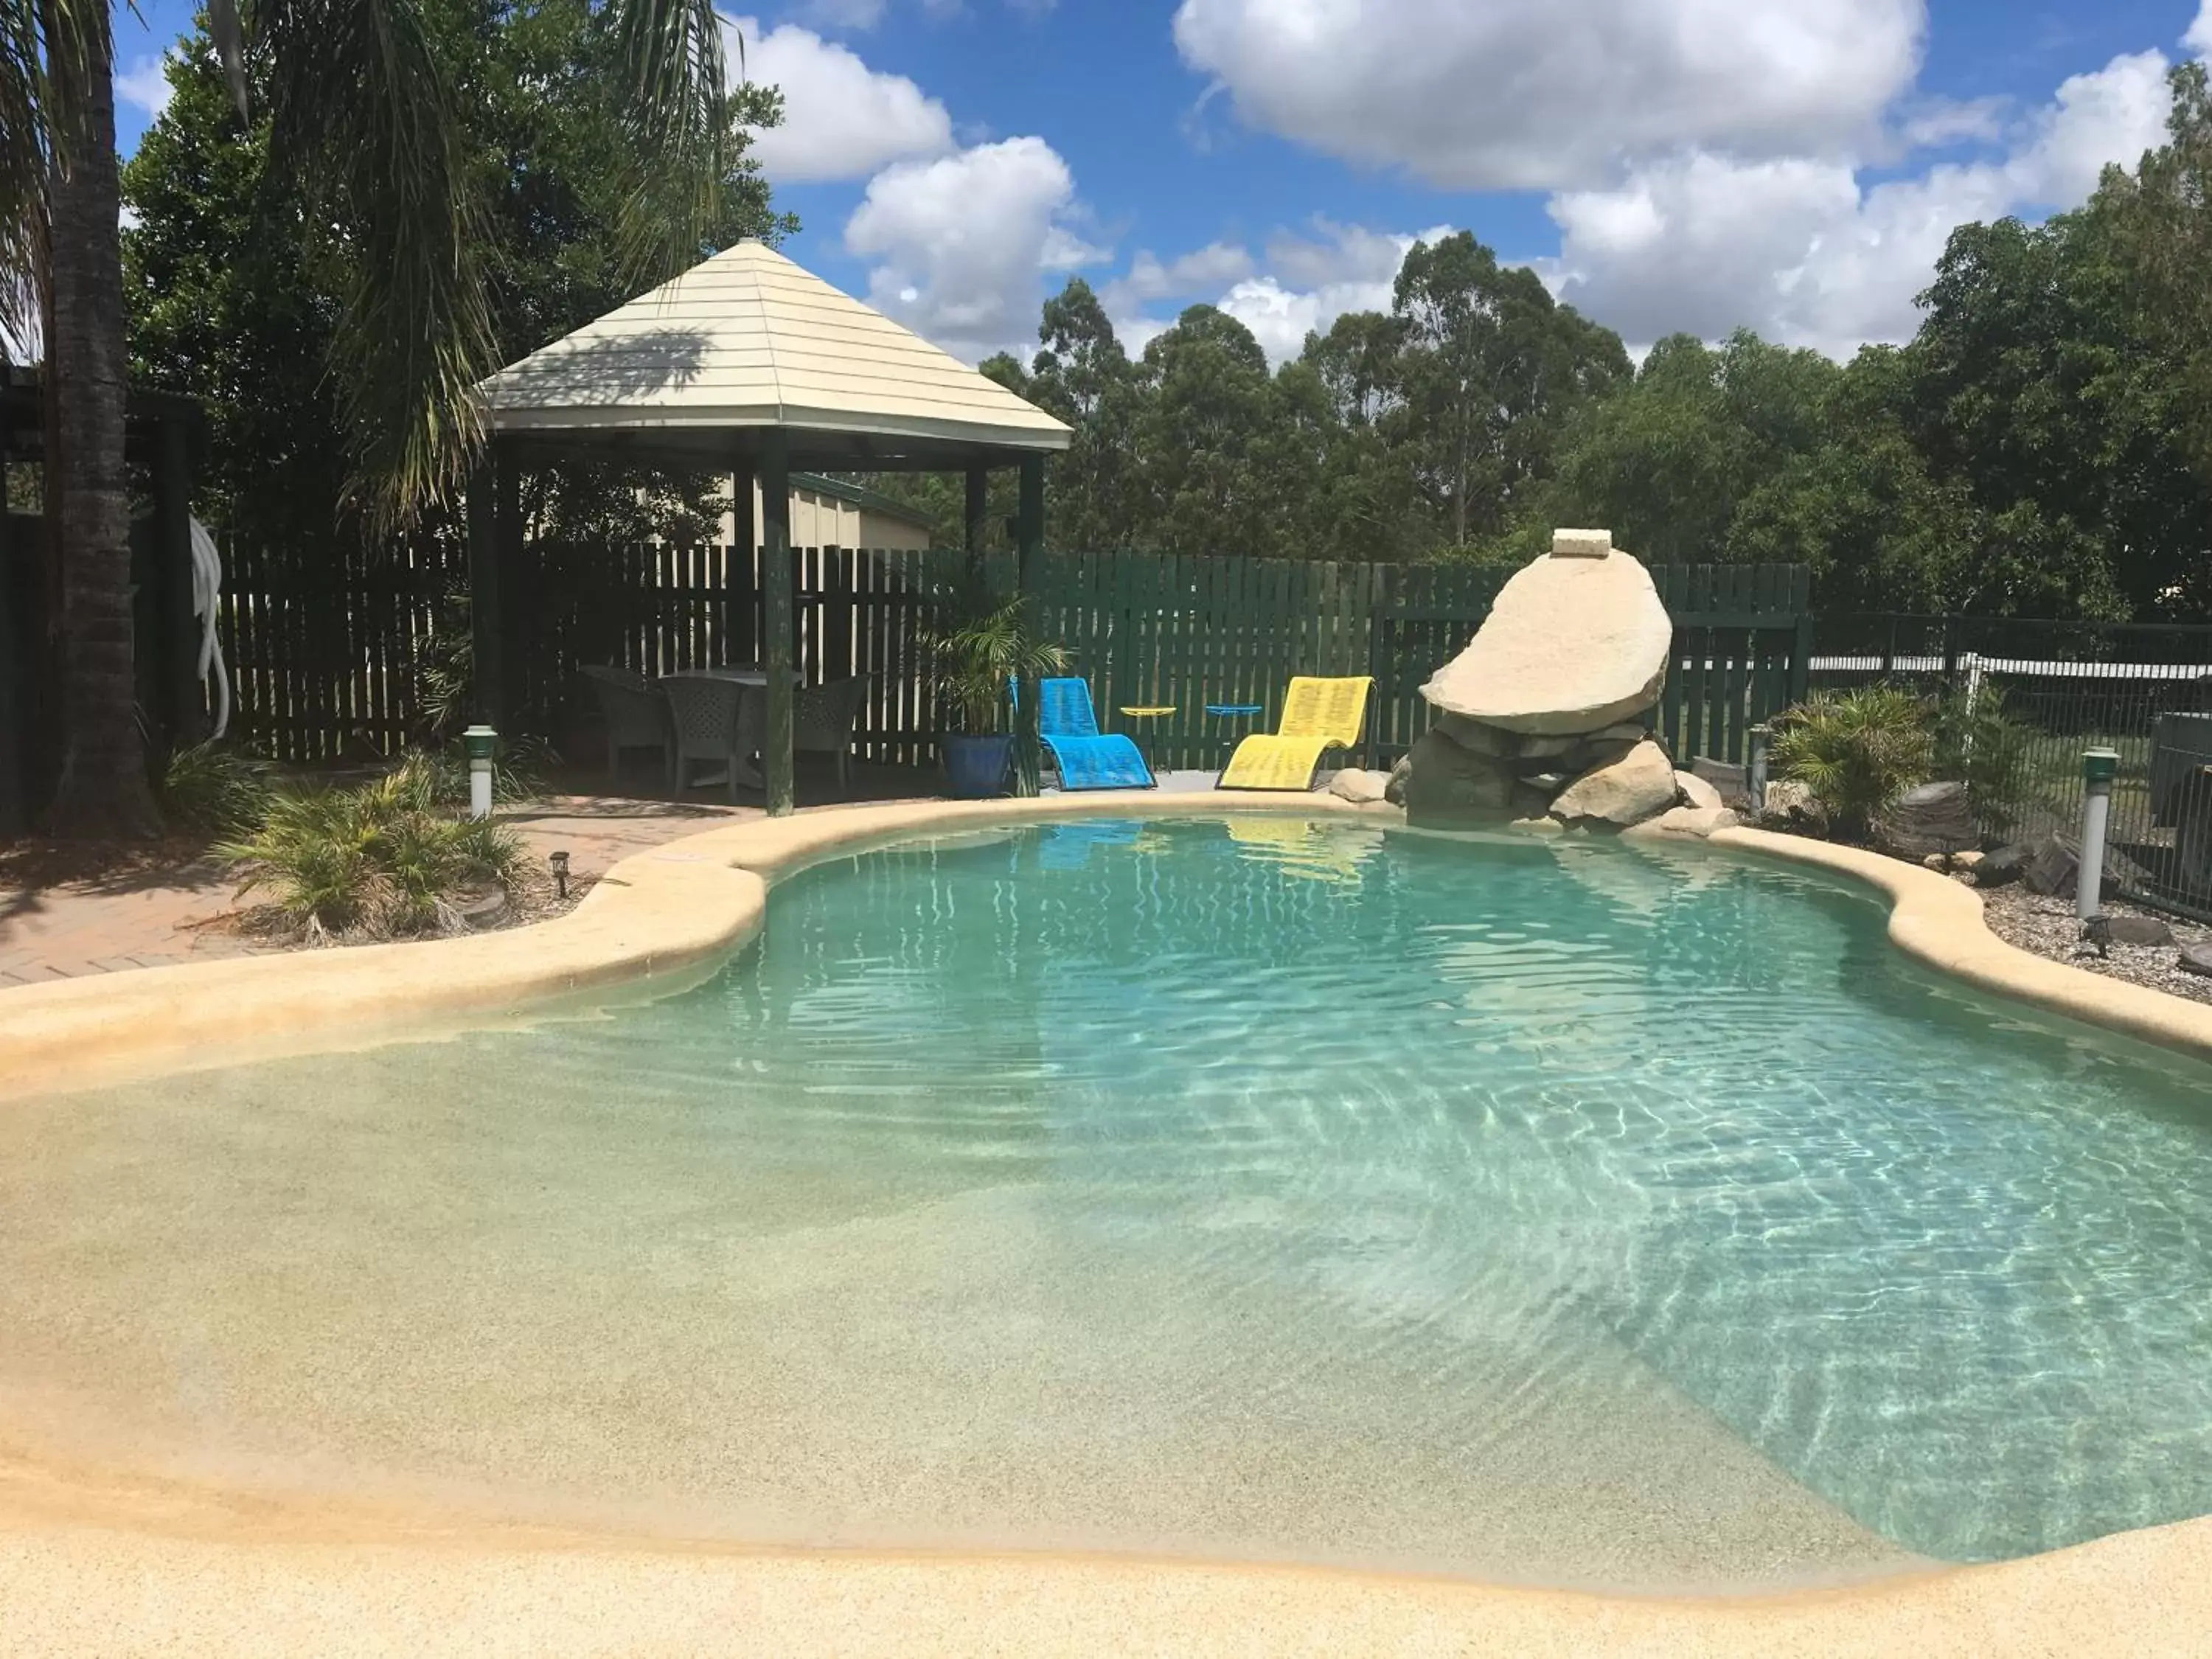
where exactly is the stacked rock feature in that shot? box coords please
[1388,529,1734,837]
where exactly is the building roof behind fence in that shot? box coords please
[476,240,1070,468]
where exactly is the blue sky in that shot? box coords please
[111,0,2212,365]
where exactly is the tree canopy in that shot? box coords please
[125,34,2212,624]
[122,0,790,549]
[863,69,2212,622]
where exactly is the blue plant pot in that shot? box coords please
[942,734,1015,799]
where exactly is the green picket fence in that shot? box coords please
[220,538,1813,771]
[1649,563,1815,770]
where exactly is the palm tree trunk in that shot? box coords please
[43,1,157,837]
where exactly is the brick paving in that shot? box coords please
[0,790,763,990]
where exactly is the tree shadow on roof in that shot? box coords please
[490,327,711,408]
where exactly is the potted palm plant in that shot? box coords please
[926,580,1068,798]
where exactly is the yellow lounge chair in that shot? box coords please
[1217,676,1374,790]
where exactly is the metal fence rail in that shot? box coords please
[1812,613,2212,920]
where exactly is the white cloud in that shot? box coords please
[1101,40,2174,370]
[1213,223,1444,362]
[1548,49,2178,358]
[115,54,175,120]
[731,16,953,182]
[1106,242,1254,306]
[1211,278,1340,364]
[1895,97,2008,151]
[1170,0,1927,190]
[2188,1,2212,57]
[2011,49,2174,203]
[845,136,1102,361]
[1104,221,1453,365]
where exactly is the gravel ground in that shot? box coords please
[1973,880,2212,1006]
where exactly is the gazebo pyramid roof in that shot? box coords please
[477,240,1070,469]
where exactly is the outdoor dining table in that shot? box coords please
[663,667,774,686]
[660,667,796,788]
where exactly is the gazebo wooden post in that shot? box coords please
[1012,453,1046,797]
[964,464,990,580]
[0,466,18,834]
[495,453,525,723]
[759,428,796,817]
[465,449,506,727]
[729,460,756,665]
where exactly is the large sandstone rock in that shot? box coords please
[1327,768,1392,805]
[1881,780,1978,860]
[1629,804,1741,840]
[1400,730,1516,821]
[1675,771,1723,813]
[1431,712,1517,757]
[1551,739,1680,827]
[1420,531,1673,735]
[1385,754,1413,807]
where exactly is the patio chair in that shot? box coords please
[663,674,748,801]
[1038,677,1155,790]
[580,663,672,784]
[1218,676,1374,791]
[795,676,870,790]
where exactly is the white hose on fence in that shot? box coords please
[188,515,230,740]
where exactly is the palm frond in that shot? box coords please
[253,0,495,526]
[922,577,1068,733]
[1771,685,1935,838]
[609,0,729,280]
[0,0,100,350]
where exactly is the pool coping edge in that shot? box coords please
[1711,824,2212,1063]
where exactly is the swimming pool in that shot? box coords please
[4,818,2212,1590]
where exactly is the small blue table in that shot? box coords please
[1206,703,1265,765]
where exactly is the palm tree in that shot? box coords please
[1,0,735,836]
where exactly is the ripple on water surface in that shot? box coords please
[5,820,2212,1587]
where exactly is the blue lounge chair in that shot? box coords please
[1039,678,1155,790]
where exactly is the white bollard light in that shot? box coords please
[463,724,498,822]
[2078,746,2118,922]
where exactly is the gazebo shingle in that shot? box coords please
[479,240,1071,457]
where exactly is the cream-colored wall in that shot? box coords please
[717,483,933,552]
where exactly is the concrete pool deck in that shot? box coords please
[5,792,2212,1653]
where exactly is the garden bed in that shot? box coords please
[1972,883,2212,1009]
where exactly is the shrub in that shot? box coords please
[160,741,280,837]
[1770,686,1934,841]
[1933,685,2037,835]
[403,739,552,810]
[923,577,1068,734]
[220,762,524,939]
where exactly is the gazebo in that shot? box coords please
[470,240,1073,815]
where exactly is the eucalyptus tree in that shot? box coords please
[1026,278,1142,552]
[1,0,740,835]
[1389,232,1629,549]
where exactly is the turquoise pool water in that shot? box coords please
[6,819,2212,1587]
